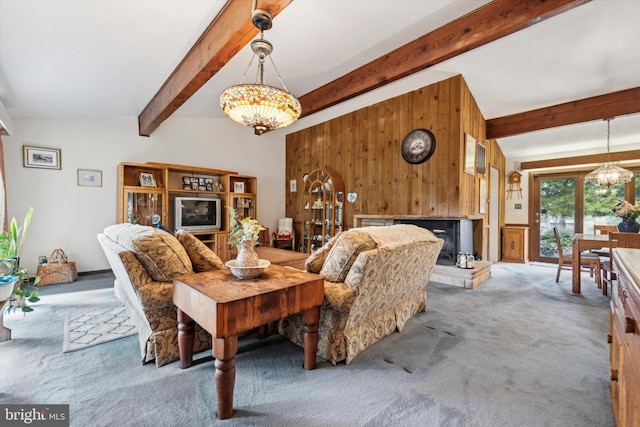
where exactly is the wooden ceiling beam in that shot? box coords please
[298,0,590,118]
[137,0,293,137]
[486,87,640,139]
[521,149,640,170]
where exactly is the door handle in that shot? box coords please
[534,220,540,223]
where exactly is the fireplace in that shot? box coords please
[393,218,473,265]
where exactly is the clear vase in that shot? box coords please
[235,240,259,268]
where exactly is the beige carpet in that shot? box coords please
[63,306,136,353]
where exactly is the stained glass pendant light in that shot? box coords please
[584,118,633,187]
[219,6,301,135]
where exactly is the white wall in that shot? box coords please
[3,116,285,274]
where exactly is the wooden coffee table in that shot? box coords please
[173,264,324,420]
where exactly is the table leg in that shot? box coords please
[177,309,194,369]
[302,306,320,370]
[213,335,238,420]
[572,239,580,294]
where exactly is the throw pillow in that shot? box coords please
[132,229,193,281]
[320,230,376,282]
[305,231,344,273]
[175,229,224,272]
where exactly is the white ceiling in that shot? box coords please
[1,0,639,161]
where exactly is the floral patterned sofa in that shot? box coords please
[278,224,443,365]
[97,223,224,367]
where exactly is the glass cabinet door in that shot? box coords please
[303,169,344,253]
[231,196,255,221]
[126,191,165,227]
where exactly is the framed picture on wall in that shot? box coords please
[464,134,476,175]
[77,169,102,187]
[23,146,61,169]
[234,182,245,193]
[476,142,487,175]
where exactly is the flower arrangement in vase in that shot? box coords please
[613,200,640,233]
[227,208,265,268]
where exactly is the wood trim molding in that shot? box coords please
[137,0,293,137]
[521,149,640,170]
[487,87,640,139]
[298,0,590,118]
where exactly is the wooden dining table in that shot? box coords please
[571,233,610,294]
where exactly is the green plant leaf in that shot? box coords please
[13,289,24,296]
[21,306,33,313]
[17,207,33,256]
[27,296,40,303]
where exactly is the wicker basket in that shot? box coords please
[36,249,78,286]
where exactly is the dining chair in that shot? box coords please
[601,232,640,296]
[553,227,601,288]
[591,225,619,257]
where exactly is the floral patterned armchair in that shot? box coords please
[97,224,223,367]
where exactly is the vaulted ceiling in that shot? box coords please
[1,0,639,161]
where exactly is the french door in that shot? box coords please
[530,169,640,263]
[531,174,578,263]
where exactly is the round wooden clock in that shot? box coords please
[401,129,436,164]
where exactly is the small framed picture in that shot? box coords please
[464,133,476,176]
[476,142,487,175]
[191,182,199,190]
[139,172,156,187]
[289,179,297,192]
[23,146,61,169]
[234,182,245,193]
[182,176,191,184]
[77,169,102,187]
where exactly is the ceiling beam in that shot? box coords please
[486,87,640,139]
[521,149,640,170]
[137,0,293,137]
[298,0,590,118]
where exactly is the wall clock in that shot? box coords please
[401,129,436,164]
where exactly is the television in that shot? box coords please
[174,197,221,232]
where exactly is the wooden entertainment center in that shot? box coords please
[116,162,257,261]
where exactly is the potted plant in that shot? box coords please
[0,208,40,313]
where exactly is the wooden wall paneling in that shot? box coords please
[448,77,463,217]
[381,98,395,214]
[421,85,437,216]
[285,75,505,251]
[364,104,379,215]
[396,92,412,215]
[352,108,368,228]
[435,80,451,217]
[341,114,355,231]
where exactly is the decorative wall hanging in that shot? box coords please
[23,146,61,170]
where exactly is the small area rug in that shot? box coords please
[63,306,136,353]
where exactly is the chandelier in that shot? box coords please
[584,118,633,187]
[219,6,301,135]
